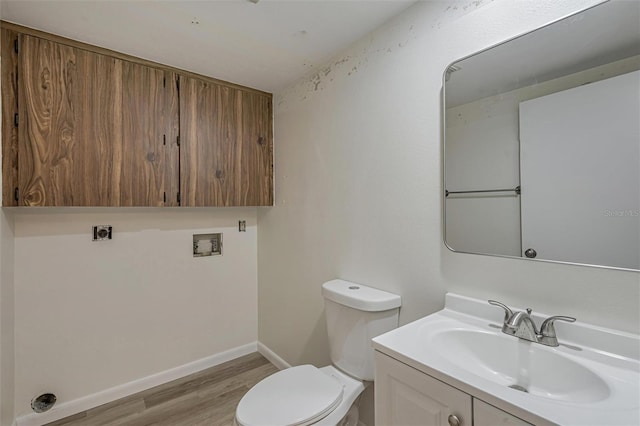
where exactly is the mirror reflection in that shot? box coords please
[443,0,640,271]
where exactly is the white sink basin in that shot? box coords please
[372,293,640,426]
[431,328,610,403]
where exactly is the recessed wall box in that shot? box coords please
[193,233,222,257]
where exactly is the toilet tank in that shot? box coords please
[322,280,401,381]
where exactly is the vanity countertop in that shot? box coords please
[372,293,640,426]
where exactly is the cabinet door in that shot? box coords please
[375,351,472,426]
[238,91,273,205]
[1,28,19,206]
[121,63,179,206]
[474,399,532,426]
[18,35,123,206]
[180,75,240,206]
[17,35,178,207]
[180,75,273,206]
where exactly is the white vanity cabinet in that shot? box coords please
[375,351,471,425]
[375,351,532,426]
[474,399,532,426]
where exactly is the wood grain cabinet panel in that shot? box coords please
[239,91,273,206]
[180,75,273,207]
[18,34,123,206]
[180,75,241,207]
[1,28,19,206]
[121,63,179,206]
[2,23,272,207]
[15,35,181,207]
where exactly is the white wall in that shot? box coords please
[258,0,639,423]
[0,209,14,426]
[13,208,258,419]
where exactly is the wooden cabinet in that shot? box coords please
[375,351,533,426]
[179,75,240,207]
[18,35,123,206]
[16,35,181,207]
[375,351,472,426]
[239,90,273,206]
[121,62,179,207]
[1,28,19,206]
[1,22,272,207]
[179,75,272,206]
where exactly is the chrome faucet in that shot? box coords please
[488,300,576,347]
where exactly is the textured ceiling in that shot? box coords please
[1,0,418,93]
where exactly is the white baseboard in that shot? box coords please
[15,342,258,426]
[257,341,291,370]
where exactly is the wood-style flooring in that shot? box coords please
[45,352,278,426]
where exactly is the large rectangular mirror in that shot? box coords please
[443,0,639,271]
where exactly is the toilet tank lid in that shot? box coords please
[322,279,401,312]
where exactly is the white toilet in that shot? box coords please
[235,279,401,426]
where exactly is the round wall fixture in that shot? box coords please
[31,393,57,413]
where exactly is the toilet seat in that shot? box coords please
[235,365,344,426]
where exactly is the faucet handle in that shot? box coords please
[488,300,514,323]
[540,315,576,337]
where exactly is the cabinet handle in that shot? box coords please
[448,414,461,426]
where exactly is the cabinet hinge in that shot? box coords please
[14,38,18,54]
[176,136,180,146]
[14,188,19,202]
[177,192,181,204]
[163,192,166,203]
[14,113,18,127]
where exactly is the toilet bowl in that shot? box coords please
[235,280,401,426]
[235,365,364,426]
